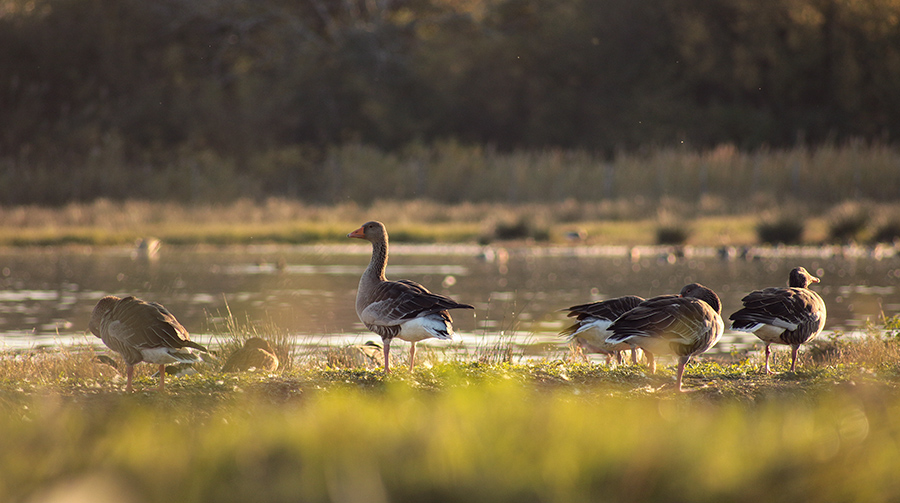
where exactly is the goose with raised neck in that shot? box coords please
[348,221,474,373]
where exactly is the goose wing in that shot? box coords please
[359,279,474,326]
[106,297,206,352]
[729,287,823,332]
[608,295,719,350]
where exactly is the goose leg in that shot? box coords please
[764,343,772,374]
[631,347,639,365]
[158,364,166,392]
[790,344,799,372]
[644,350,656,374]
[382,338,392,373]
[125,365,135,393]
[675,356,688,392]
[409,341,417,371]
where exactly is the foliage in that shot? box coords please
[4,0,900,204]
[756,215,806,245]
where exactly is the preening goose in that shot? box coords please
[222,337,279,372]
[607,283,724,392]
[89,295,208,392]
[560,295,644,364]
[349,221,474,373]
[729,266,826,373]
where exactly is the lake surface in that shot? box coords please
[1,243,898,361]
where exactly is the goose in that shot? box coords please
[349,221,474,373]
[560,295,644,364]
[729,266,826,373]
[222,337,279,372]
[89,295,208,392]
[606,283,724,392]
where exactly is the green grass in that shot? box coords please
[5,322,900,502]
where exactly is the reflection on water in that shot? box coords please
[0,244,898,359]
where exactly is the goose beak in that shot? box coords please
[348,226,366,239]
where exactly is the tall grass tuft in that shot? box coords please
[207,300,295,373]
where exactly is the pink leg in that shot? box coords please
[158,364,166,392]
[764,343,772,374]
[676,358,687,392]
[790,345,799,372]
[382,339,392,373]
[409,341,417,371]
[645,350,656,374]
[125,365,135,393]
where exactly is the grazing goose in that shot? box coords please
[349,221,474,373]
[89,295,208,392]
[729,266,826,373]
[560,295,644,364]
[222,337,280,372]
[607,284,724,392]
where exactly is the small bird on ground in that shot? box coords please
[349,221,474,373]
[89,295,208,392]
[222,337,280,372]
[729,266,827,373]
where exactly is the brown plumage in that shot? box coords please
[89,295,207,392]
[348,221,474,373]
[560,295,644,364]
[607,284,724,392]
[222,337,280,372]
[729,266,827,373]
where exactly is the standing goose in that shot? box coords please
[560,295,644,364]
[89,295,208,392]
[606,283,724,392]
[729,266,826,373]
[349,221,474,373]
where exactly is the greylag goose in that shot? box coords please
[349,221,474,373]
[606,283,724,392]
[560,295,644,364]
[222,337,279,372]
[729,266,826,373]
[89,295,208,392]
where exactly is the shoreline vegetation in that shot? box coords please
[2,145,900,247]
[0,197,898,248]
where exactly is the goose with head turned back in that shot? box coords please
[348,221,474,373]
[729,266,826,374]
[89,295,208,392]
[606,283,724,392]
[560,295,644,365]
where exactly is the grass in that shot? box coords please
[4,318,900,502]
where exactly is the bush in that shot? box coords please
[655,224,691,245]
[827,205,870,243]
[756,217,805,244]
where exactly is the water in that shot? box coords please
[1,243,898,359]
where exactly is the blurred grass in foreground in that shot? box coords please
[3,342,900,502]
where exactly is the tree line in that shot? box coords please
[2,0,900,204]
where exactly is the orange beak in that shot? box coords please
[348,226,366,239]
